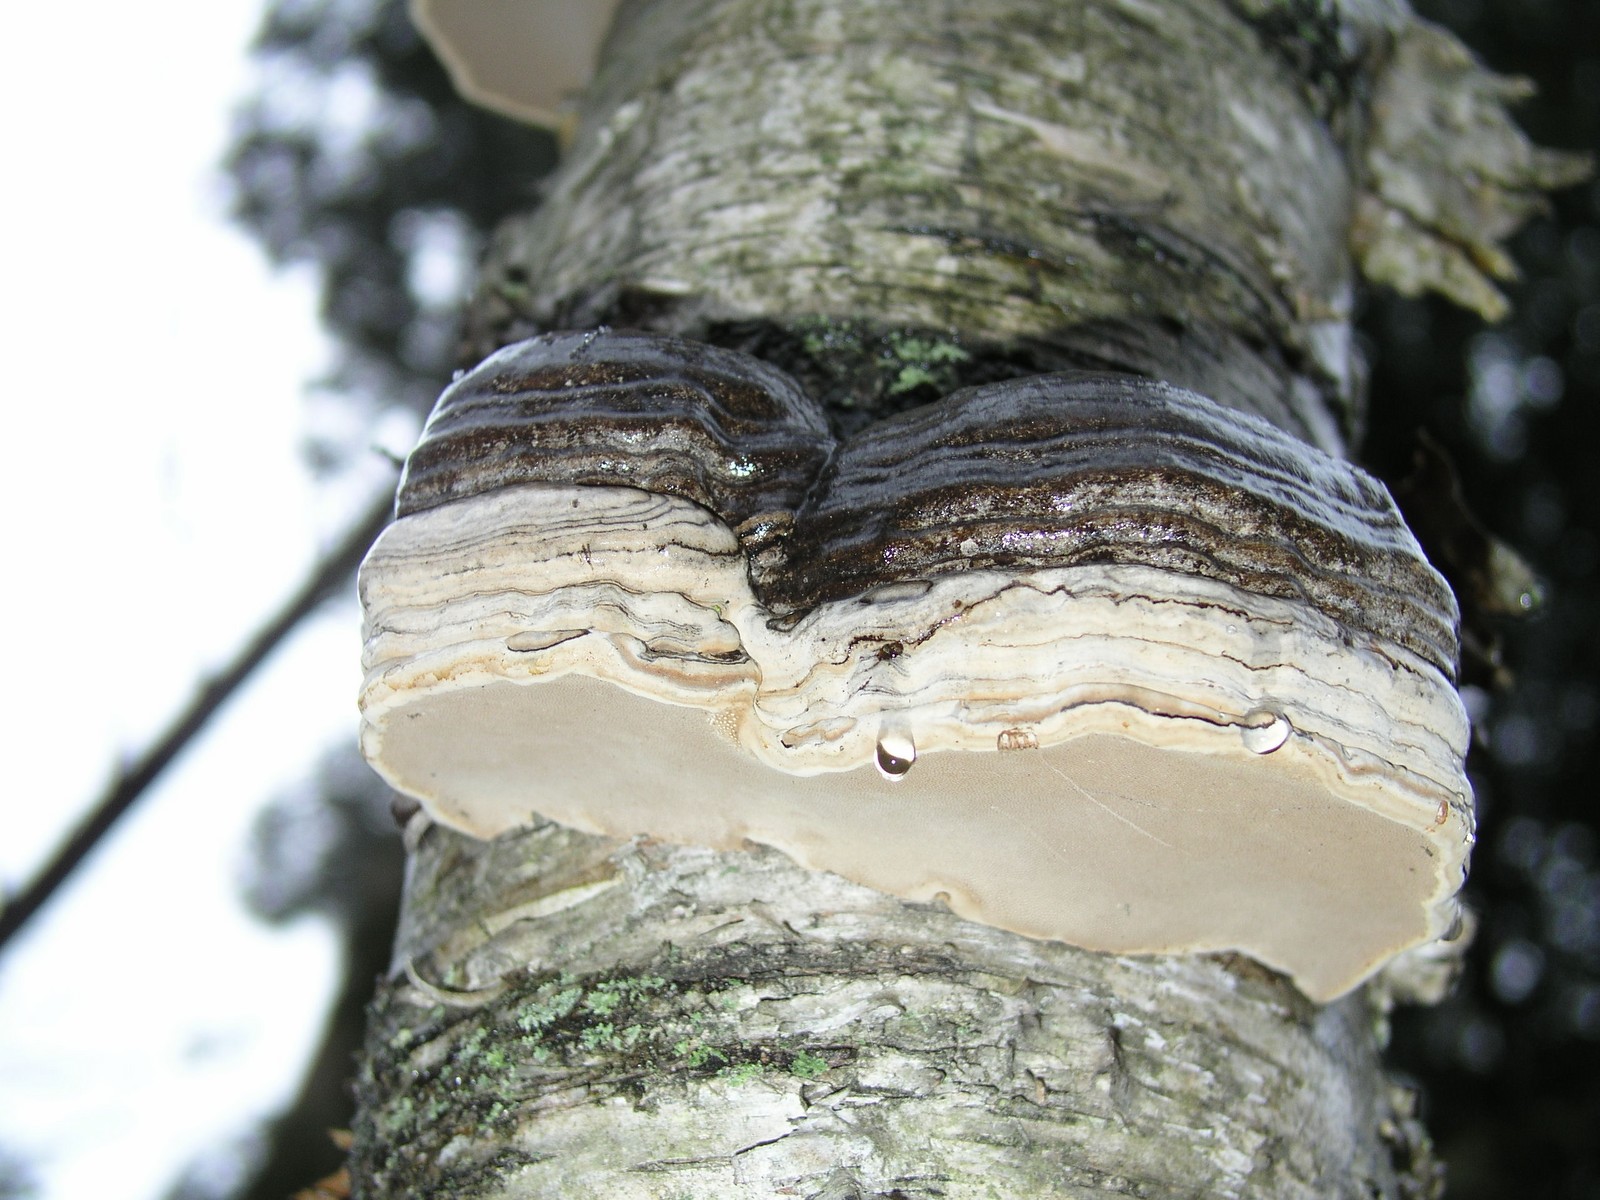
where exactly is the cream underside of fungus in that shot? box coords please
[359,332,1472,1004]
[409,0,621,130]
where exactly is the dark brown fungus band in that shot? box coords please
[764,373,1460,675]
[398,330,832,534]
[360,330,1472,1003]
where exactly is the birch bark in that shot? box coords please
[348,0,1581,1195]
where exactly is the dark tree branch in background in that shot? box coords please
[0,491,394,955]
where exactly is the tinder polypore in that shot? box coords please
[358,330,1472,1002]
[409,0,622,129]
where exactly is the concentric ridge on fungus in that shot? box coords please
[360,329,1473,1002]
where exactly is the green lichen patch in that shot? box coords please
[723,1061,764,1085]
[788,1049,831,1079]
[672,1033,839,1086]
[884,331,972,395]
[513,979,583,1034]
[717,315,1022,432]
[352,944,916,1192]
[674,1037,727,1071]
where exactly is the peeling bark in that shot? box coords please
[465,0,1367,447]
[348,0,1577,1193]
[355,824,1438,1198]
[1352,17,1590,322]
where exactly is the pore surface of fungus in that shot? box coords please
[409,0,621,130]
[359,330,1472,1002]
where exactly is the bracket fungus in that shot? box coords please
[359,330,1472,1003]
[409,0,622,131]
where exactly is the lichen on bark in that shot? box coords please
[347,0,1580,1194]
[353,823,1438,1198]
[465,0,1366,448]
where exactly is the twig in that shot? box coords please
[0,489,394,954]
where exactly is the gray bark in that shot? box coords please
[349,0,1577,1194]
[465,0,1367,449]
[354,823,1438,1196]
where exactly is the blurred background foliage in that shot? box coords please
[1365,1,1600,1197]
[200,0,1600,1195]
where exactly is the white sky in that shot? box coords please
[0,5,390,1197]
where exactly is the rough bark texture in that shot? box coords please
[347,0,1572,1193]
[465,0,1370,450]
[354,821,1439,1198]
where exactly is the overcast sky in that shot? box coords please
[0,5,393,1197]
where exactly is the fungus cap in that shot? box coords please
[359,331,1473,1003]
[410,0,621,129]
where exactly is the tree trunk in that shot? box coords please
[348,0,1578,1194]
